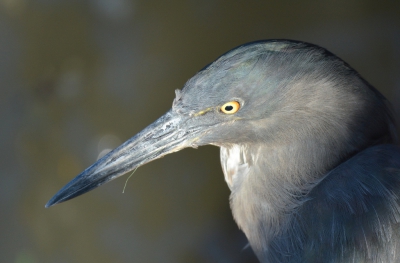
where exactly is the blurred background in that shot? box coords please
[1,0,400,262]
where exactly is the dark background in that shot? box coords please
[2,1,400,262]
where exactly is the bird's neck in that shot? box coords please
[220,143,336,261]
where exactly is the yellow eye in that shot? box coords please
[220,101,240,114]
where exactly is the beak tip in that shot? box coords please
[45,195,61,208]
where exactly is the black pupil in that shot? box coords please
[225,105,233,111]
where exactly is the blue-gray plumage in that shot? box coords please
[46,40,400,263]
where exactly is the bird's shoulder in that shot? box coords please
[306,144,400,214]
[297,144,400,262]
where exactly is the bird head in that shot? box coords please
[46,40,396,207]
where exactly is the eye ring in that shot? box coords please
[220,101,240,114]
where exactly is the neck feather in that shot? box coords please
[220,140,344,260]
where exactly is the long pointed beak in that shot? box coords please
[46,109,200,208]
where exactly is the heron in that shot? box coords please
[46,40,400,263]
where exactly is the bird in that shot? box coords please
[46,39,400,263]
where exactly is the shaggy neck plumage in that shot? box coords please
[223,141,333,261]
